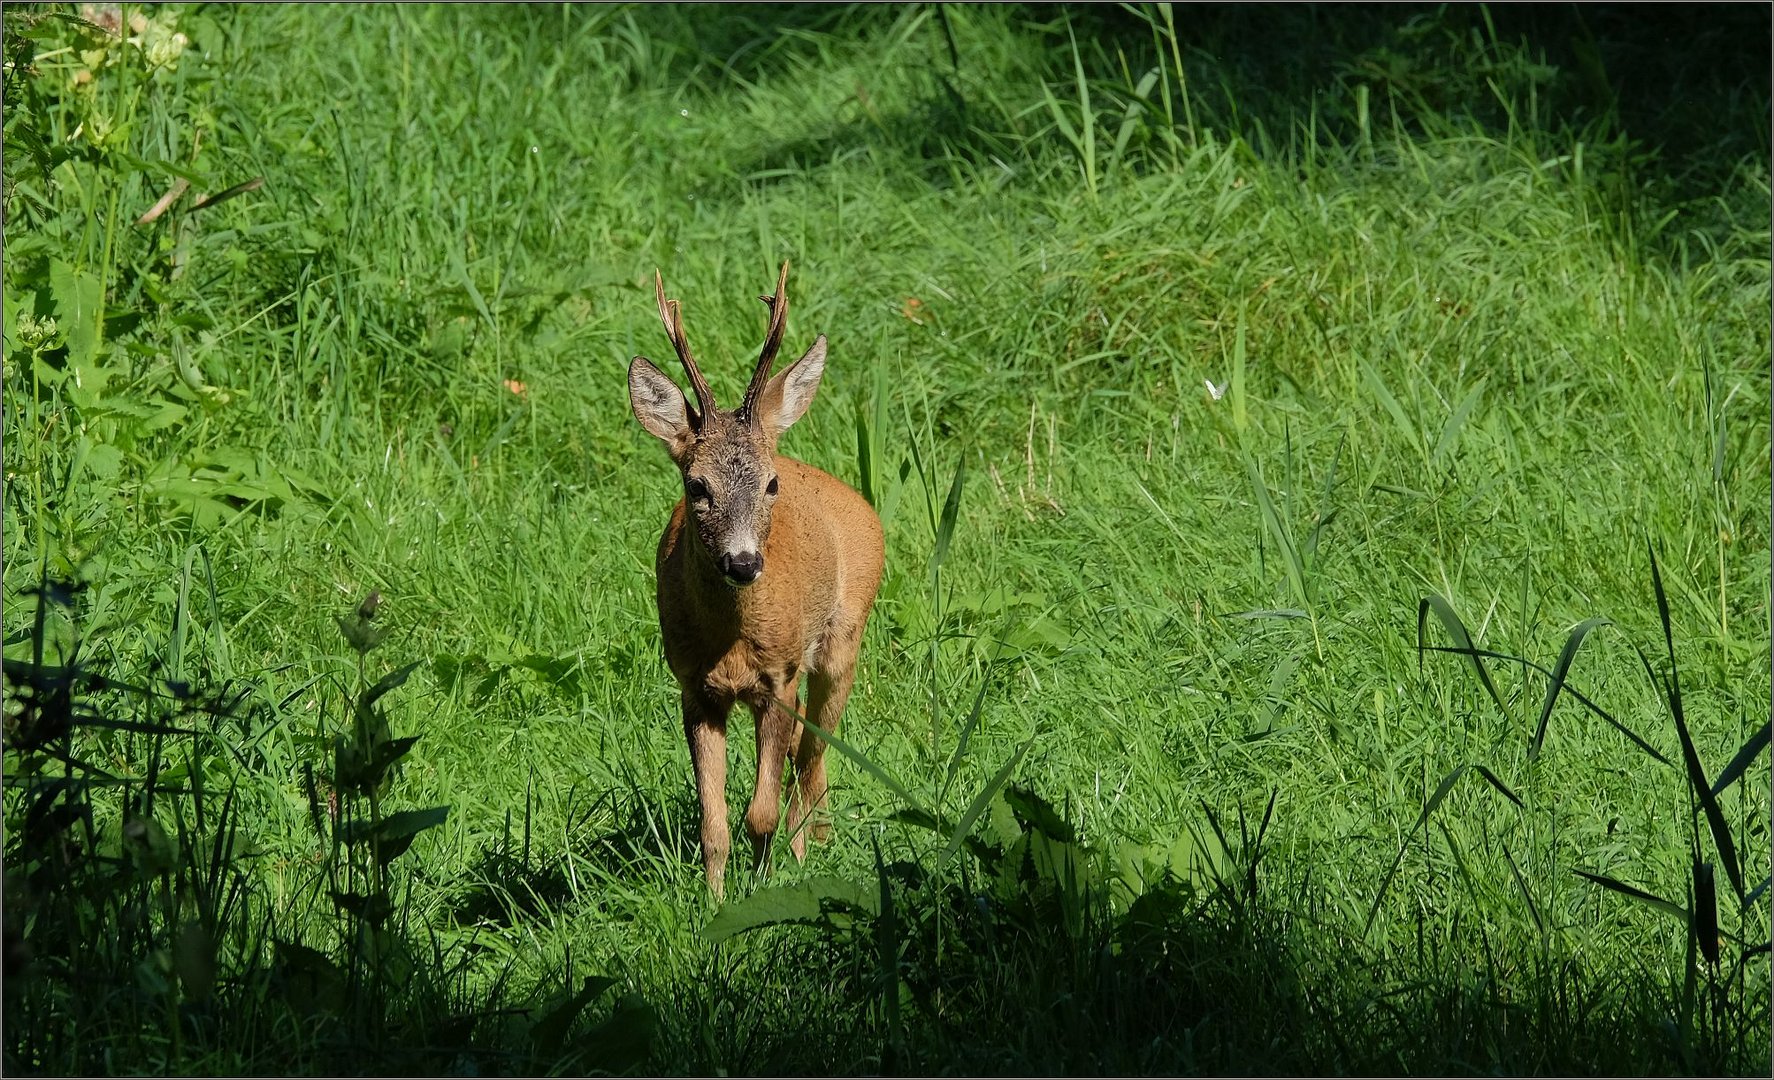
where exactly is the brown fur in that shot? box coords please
[629,264,885,896]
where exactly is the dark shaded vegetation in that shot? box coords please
[1094,3,1771,274]
[2,579,659,1075]
[661,544,1773,1074]
[12,564,1760,1074]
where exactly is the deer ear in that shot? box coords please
[629,356,695,457]
[756,335,826,436]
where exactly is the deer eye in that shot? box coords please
[766,475,779,496]
[686,478,711,503]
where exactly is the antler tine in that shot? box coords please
[739,260,792,422]
[655,269,715,425]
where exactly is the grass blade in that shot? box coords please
[1303,433,1345,564]
[873,834,904,1072]
[1246,455,1309,611]
[1366,763,1470,933]
[1418,595,1511,724]
[1111,67,1161,166]
[1067,20,1096,198]
[888,806,954,837]
[1503,844,1543,938]
[451,245,497,335]
[1361,360,1420,452]
[1574,868,1690,927]
[198,546,230,676]
[941,612,1014,806]
[855,400,875,507]
[1473,764,1522,808]
[1425,640,1672,765]
[939,735,1032,868]
[1431,377,1486,469]
[1230,307,1248,434]
[933,458,965,571]
[1646,543,1745,903]
[1708,719,1771,799]
[171,545,197,685]
[1530,617,1611,759]
[793,707,921,811]
[1693,860,1720,965]
[189,175,265,212]
[1040,82,1080,149]
[856,360,892,512]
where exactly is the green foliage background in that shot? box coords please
[3,3,1769,1074]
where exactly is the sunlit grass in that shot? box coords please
[3,3,1768,1074]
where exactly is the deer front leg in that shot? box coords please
[683,690,733,897]
[788,663,856,861]
[744,677,801,878]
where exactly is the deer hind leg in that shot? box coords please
[684,691,734,897]
[744,678,802,878]
[788,659,858,862]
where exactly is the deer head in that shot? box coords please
[628,261,828,586]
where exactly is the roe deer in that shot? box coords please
[627,261,885,897]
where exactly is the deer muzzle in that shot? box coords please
[717,550,763,586]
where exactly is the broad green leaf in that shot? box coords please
[703,875,877,941]
[571,993,657,1073]
[48,259,102,366]
[1004,784,1075,843]
[338,805,448,864]
[172,924,216,1002]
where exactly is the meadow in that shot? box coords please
[2,3,1770,1074]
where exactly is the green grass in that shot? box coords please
[4,3,1770,1074]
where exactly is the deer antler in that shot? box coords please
[656,269,716,427]
[739,260,791,423]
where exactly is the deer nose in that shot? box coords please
[718,551,763,585]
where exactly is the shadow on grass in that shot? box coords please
[593,3,1768,255]
[0,581,658,1078]
[7,570,1767,1075]
[573,775,702,872]
[1058,3,1768,168]
[645,788,1766,1076]
[446,779,702,929]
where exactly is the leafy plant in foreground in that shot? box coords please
[2,574,266,1073]
[1,573,655,1074]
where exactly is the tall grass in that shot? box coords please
[4,2,1769,1074]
